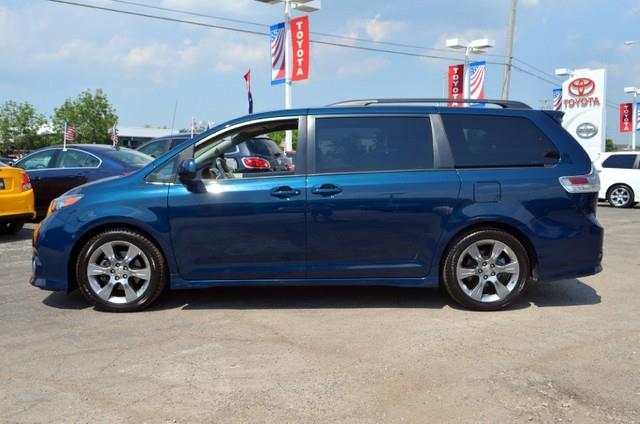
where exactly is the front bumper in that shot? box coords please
[30,214,74,292]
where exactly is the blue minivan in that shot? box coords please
[31,99,603,312]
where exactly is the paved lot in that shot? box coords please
[0,206,639,423]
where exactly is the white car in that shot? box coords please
[593,152,640,208]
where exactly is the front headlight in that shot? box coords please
[48,194,83,215]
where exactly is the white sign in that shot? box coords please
[560,68,607,160]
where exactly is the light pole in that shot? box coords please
[624,86,640,151]
[255,0,321,152]
[445,38,494,104]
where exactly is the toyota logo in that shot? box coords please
[576,122,598,139]
[568,78,595,97]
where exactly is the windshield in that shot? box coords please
[104,148,154,167]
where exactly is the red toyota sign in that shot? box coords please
[448,64,464,107]
[620,103,633,133]
[568,78,596,97]
[291,16,309,81]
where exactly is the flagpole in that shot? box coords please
[63,122,67,151]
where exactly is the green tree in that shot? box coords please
[52,89,118,144]
[605,138,617,152]
[0,100,46,150]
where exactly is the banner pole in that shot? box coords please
[63,122,67,151]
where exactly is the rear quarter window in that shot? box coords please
[104,148,154,167]
[442,114,559,168]
[601,154,637,169]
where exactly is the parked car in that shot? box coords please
[137,134,190,158]
[15,145,153,217]
[31,99,603,312]
[0,161,36,234]
[137,133,290,173]
[593,152,640,208]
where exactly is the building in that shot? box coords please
[116,126,173,148]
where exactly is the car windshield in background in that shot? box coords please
[104,148,154,166]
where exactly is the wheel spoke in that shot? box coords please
[495,261,519,275]
[121,282,138,303]
[87,263,110,276]
[96,281,115,301]
[469,280,486,301]
[128,267,150,281]
[457,267,478,279]
[123,244,142,266]
[491,279,510,299]
[100,242,117,262]
[466,243,484,263]
[490,241,507,260]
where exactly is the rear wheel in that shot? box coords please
[0,220,24,235]
[442,229,530,311]
[76,229,167,312]
[607,184,634,208]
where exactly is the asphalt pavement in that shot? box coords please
[0,205,638,423]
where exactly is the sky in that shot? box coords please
[0,0,638,144]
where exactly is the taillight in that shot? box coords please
[242,157,271,170]
[22,173,32,191]
[559,166,600,193]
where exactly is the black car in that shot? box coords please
[138,134,290,174]
[137,134,190,158]
[15,144,153,216]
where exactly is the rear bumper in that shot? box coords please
[0,190,36,221]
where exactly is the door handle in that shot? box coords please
[270,186,301,198]
[312,184,342,196]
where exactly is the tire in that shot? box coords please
[607,184,634,208]
[76,229,167,312]
[442,229,530,311]
[0,220,24,235]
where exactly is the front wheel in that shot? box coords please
[76,229,167,312]
[607,184,634,208]
[442,229,530,311]
[0,220,24,235]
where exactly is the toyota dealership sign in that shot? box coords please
[560,68,607,159]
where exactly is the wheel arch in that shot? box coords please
[438,221,539,282]
[67,222,171,292]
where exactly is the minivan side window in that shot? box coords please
[314,117,433,174]
[601,154,637,169]
[442,115,559,168]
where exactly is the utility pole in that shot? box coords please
[501,0,517,100]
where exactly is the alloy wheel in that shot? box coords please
[455,239,520,303]
[86,240,152,304]
[610,187,630,207]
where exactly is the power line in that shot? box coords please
[45,0,584,91]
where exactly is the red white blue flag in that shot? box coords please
[469,61,486,107]
[552,88,562,111]
[270,22,286,85]
[244,69,253,114]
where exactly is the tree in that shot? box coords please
[0,100,46,150]
[52,89,118,144]
[605,138,617,152]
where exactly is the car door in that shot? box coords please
[15,148,60,215]
[168,116,307,281]
[56,148,102,192]
[305,114,461,279]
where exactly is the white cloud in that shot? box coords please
[521,0,540,5]
[336,57,388,77]
[364,14,404,42]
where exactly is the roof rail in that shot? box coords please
[327,98,531,109]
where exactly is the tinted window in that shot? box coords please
[315,117,433,174]
[169,138,189,149]
[138,141,167,158]
[442,115,558,168]
[602,154,637,169]
[18,149,56,170]
[146,157,178,183]
[245,138,283,157]
[58,149,100,168]
[104,148,154,166]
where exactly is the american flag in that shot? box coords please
[111,126,119,146]
[270,22,286,85]
[65,124,76,142]
[469,61,486,105]
[244,69,253,114]
[552,88,562,111]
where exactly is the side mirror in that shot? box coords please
[178,159,197,182]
